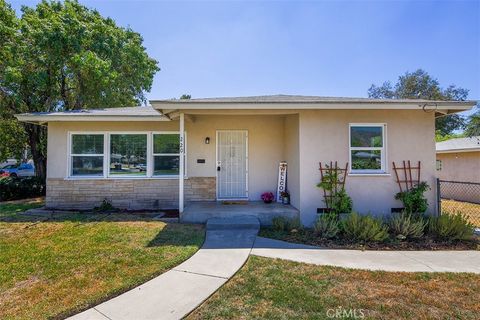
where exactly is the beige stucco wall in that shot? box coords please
[298,109,437,225]
[436,151,480,183]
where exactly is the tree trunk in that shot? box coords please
[24,123,47,180]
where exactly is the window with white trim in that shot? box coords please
[68,132,185,178]
[153,133,181,176]
[349,124,386,173]
[70,134,105,176]
[109,134,147,176]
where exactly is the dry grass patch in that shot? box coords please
[0,203,204,320]
[189,256,480,320]
[442,199,480,227]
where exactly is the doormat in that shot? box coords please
[221,201,248,205]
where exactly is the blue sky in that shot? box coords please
[10,0,480,106]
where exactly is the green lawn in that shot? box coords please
[0,201,205,320]
[0,197,44,218]
[189,256,480,320]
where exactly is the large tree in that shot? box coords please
[464,108,480,137]
[0,0,159,178]
[368,69,468,136]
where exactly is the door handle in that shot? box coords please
[217,161,221,171]
[217,166,221,171]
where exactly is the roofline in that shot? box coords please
[436,148,480,154]
[15,114,170,123]
[150,100,476,112]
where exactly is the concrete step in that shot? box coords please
[206,216,260,231]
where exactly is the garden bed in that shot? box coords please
[259,228,480,251]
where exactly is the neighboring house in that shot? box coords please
[436,136,480,204]
[15,95,475,225]
[436,136,480,183]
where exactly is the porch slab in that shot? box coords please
[181,201,299,225]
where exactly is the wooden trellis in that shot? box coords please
[318,161,348,209]
[392,160,421,192]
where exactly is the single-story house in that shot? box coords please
[436,136,480,204]
[436,136,480,183]
[16,95,476,226]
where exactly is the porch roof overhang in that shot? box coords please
[150,95,477,119]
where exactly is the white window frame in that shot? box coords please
[68,132,107,179]
[67,131,186,179]
[349,123,387,175]
[151,131,187,178]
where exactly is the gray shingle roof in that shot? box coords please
[436,136,480,153]
[151,94,476,105]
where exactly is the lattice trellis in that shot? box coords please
[392,160,421,192]
[318,161,348,209]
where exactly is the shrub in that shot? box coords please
[330,189,353,214]
[314,213,340,239]
[395,182,429,214]
[94,198,116,212]
[0,176,45,201]
[388,212,426,240]
[341,212,389,243]
[428,212,474,241]
[272,216,302,232]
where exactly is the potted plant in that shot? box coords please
[280,191,290,205]
[261,192,275,204]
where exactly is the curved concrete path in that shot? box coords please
[69,217,260,320]
[252,236,480,273]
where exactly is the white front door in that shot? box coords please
[216,130,248,199]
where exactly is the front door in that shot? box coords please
[216,130,248,199]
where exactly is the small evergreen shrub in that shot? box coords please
[0,176,45,201]
[94,198,116,212]
[314,213,340,239]
[428,212,474,241]
[341,212,389,243]
[395,182,429,214]
[272,216,302,232]
[388,212,426,240]
[272,216,287,231]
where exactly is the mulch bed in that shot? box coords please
[259,229,480,251]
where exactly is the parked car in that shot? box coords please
[0,163,35,177]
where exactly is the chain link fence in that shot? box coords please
[438,179,480,227]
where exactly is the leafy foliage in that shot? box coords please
[464,108,480,137]
[368,69,468,135]
[0,176,45,201]
[395,182,430,214]
[428,212,474,241]
[314,213,340,239]
[341,212,389,243]
[271,216,302,232]
[388,212,426,240]
[317,164,352,214]
[0,0,159,177]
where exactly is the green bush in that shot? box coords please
[388,212,426,240]
[341,212,389,243]
[395,182,429,214]
[272,216,302,232]
[314,213,340,239]
[0,176,45,201]
[428,212,474,241]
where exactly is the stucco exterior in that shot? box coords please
[436,151,480,183]
[45,108,437,225]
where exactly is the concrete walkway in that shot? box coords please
[252,237,480,273]
[69,216,260,320]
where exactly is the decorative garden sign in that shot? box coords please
[276,161,287,202]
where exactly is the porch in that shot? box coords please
[181,201,300,226]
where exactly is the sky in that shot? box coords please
[9,0,480,109]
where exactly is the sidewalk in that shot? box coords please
[251,236,480,273]
[69,217,260,320]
